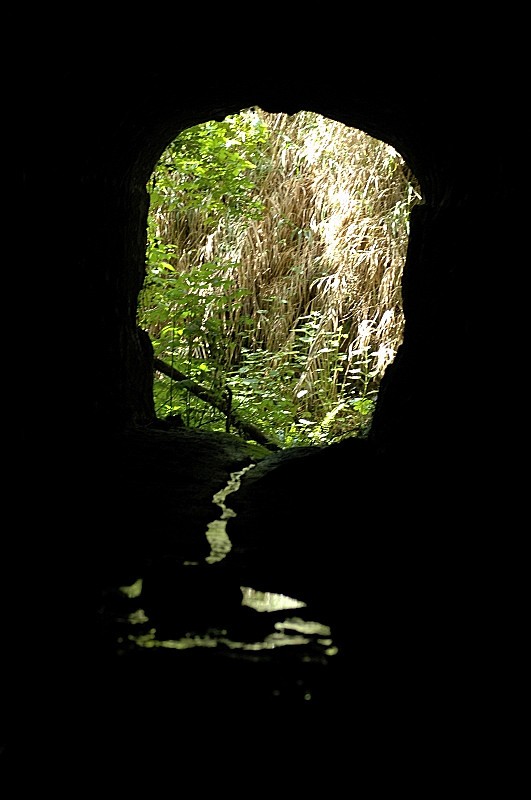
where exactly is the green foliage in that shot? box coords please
[227,314,378,447]
[140,109,268,430]
[150,110,268,224]
[138,108,419,447]
[144,261,250,427]
[148,297,378,444]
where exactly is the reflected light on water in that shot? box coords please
[205,464,255,564]
[119,578,143,598]
[127,629,296,650]
[240,586,306,612]
[125,623,326,652]
[113,462,337,659]
[117,582,331,654]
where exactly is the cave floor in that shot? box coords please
[90,427,362,719]
[7,426,475,771]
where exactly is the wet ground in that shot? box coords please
[94,442,355,716]
[7,428,374,768]
[7,425,461,778]
[5,427,515,784]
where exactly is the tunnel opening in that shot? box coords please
[105,105,424,671]
[137,106,422,450]
[11,62,517,775]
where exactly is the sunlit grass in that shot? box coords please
[140,107,421,443]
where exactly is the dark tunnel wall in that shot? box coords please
[9,50,523,780]
[61,80,509,465]
[17,68,512,479]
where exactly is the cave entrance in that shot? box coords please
[137,106,422,450]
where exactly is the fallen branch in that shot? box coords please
[153,357,281,451]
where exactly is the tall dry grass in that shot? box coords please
[145,107,422,437]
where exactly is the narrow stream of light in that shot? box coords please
[205,463,255,564]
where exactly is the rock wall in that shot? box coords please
[53,79,510,466]
[8,51,519,779]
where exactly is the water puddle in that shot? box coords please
[108,462,337,666]
[205,464,255,564]
[114,580,336,658]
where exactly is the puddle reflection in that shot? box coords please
[115,583,336,657]
[110,463,338,663]
[205,464,255,564]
